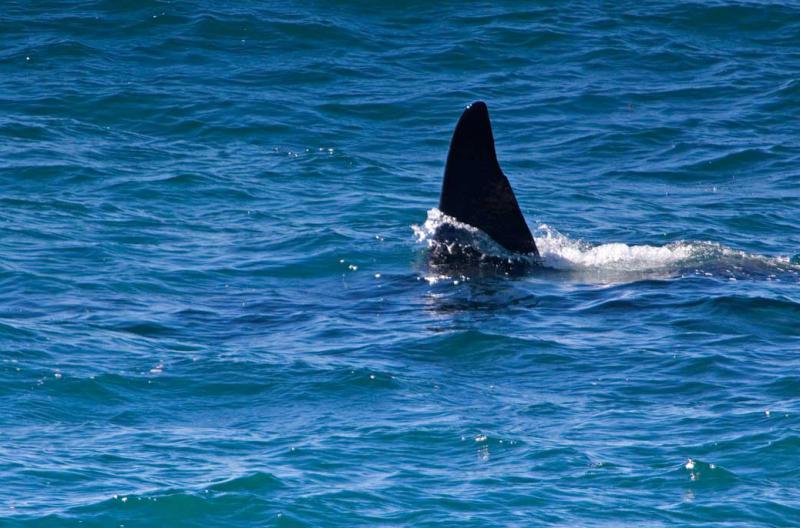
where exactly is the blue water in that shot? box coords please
[2,1,800,526]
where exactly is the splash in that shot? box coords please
[534,224,692,271]
[413,208,506,255]
[413,209,799,280]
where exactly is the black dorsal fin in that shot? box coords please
[438,101,538,255]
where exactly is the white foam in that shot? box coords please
[413,208,480,244]
[534,224,693,271]
[412,208,798,277]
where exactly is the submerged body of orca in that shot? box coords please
[428,101,540,274]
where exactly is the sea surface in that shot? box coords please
[2,1,800,526]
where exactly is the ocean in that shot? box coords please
[2,1,800,526]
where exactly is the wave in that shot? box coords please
[413,209,799,281]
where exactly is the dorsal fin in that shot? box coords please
[438,101,538,255]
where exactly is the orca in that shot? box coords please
[431,101,539,268]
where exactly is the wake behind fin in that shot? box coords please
[438,101,539,256]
